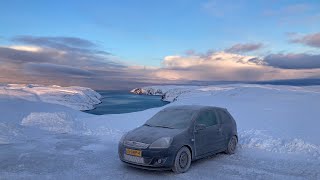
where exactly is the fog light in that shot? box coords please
[157,159,162,164]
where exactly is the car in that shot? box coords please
[118,105,238,173]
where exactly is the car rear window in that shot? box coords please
[217,110,232,124]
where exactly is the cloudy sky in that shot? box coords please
[0,0,320,89]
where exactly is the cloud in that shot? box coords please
[0,44,121,68]
[156,52,270,81]
[0,36,156,89]
[12,35,110,55]
[289,32,320,48]
[225,43,264,53]
[0,46,63,64]
[163,52,262,68]
[264,53,320,69]
[8,45,43,52]
[24,63,95,77]
[152,51,320,82]
[2,35,320,89]
[13,36,96,47]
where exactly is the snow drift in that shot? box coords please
[21,112,76,133]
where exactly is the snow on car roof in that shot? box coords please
[162,105,225,111]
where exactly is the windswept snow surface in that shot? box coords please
[1,84,320,179]
[0,84,101,111]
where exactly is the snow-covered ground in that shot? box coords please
[1,84,320,179]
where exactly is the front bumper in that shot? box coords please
[118,143,177,170]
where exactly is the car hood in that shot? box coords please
[125,125,184,144]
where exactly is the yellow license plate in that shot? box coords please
[126,148,142,157]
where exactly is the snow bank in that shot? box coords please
[0,84,101,110]
[239,130,320,159]
[0,122,22,144]
[21,112,77,133]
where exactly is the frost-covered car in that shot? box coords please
[118,105,238,173]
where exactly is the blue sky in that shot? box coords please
[0,0,320,89]
[1,0,319,66]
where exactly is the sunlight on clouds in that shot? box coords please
[6,45,68,57]
[8,45,43,52]
[163,52,261,68]
[163,55,203,68]
[155,51,320,81]
[153,70,183,80]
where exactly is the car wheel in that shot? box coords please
[225,136,237,154]
[172,146,192,173]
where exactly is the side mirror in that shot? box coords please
[195,124,206,131]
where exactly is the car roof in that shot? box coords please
[162,105,226,112]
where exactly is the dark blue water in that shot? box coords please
[84,90,168,115]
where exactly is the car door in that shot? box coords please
[194,110,223,157]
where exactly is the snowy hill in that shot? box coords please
[0,84,101,110]
[1,84,320,179]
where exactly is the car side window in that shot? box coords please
[217,110,232,124]
[196,110,218,127]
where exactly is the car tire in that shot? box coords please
[225,135,237,154]
[172,146,192,173]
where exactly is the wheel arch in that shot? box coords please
[182,144,193,160]
[234,134,238,141]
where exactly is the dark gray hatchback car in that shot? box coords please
[118,105,238,173]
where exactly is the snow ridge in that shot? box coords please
[239,130,320,159]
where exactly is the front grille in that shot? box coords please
[124,141,149,149]
[124,154,144,164]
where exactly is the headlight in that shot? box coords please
[119,132,127,144]
[149,137,173,149]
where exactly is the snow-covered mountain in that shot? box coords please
[1,84,320,179]
[131,85,199,102]
[132,85,209,102]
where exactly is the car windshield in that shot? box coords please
[145,109,195,129]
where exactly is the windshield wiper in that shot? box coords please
[152,125,175,129]
[144,124,175,129]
